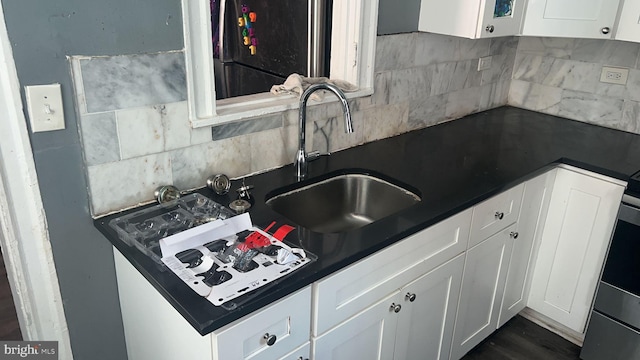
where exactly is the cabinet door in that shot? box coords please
[418,0,525,39]
[312,292,399,360]
[477,0,527,38]
[522,0,620,38]
[615,0,640,42]
[278,342,310,360]
[394,254,465,360]
[450,225,515,360]
[498,169,556,327]
[527,168,624,333]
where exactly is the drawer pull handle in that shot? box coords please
[405,292,417,302]
[510,231,519,239]
[390,303,402,313]
[263,333,277,346]
[485,25,495,33]
[495,211,504,220]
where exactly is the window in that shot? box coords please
[181,0,379,128]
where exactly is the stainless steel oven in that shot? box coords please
[581,173,640,359]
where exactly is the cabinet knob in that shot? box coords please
[510,231,519,239]
[601,27,610,34]
[390,303,402,313]
[485,25,495,33]
[296,357,308,360]
[405,292,417,302]
[495,211,505,220]
[263,333,277,346]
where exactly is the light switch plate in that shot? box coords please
[25,83,65,132]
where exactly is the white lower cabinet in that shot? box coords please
[527,166,625,334]
[312,209,471,337]
[498,169,557,327]
[114,250,312,360]
[279,342,310,360]
[312,291,399,360]
[393,254,465,360]
[450,225,515,360]
[312,254,465,360]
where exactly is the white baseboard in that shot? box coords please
[519,307,585,347]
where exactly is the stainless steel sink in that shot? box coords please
[265,171,421,233]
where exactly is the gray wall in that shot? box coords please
[1,1,182,359]
[378,0,421,34]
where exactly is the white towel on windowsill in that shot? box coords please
[270,73,358,101]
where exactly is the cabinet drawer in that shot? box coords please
[214,287,311,360]
[469,183,524,248]
[312,208,472,336]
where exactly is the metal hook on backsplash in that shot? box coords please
[229,177,254,213]
[206,174,231,195]
[154,185,181,204]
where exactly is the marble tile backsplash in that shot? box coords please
[509,37,640,133]
[72,33,515,216]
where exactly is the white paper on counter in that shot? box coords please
[159,213,252,257]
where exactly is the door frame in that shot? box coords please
[0,3,73,358]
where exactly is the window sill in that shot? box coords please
[190,87,374,128]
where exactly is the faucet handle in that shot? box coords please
[306,150,330,162]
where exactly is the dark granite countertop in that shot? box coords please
[94,106,640,335]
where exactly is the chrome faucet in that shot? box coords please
[295,83,353,180]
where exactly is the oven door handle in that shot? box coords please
[619,196,640,226]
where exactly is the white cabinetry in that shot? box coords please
[498,169,557,327]
[312,291,398,360]
[312,209,472,359]
[469,183,524,248]
[451,170,557,359]
[521,0,620,38]
[394,255,465,360]
[528,166,625,334]
[450,225,515,360]
[615,0,640,42]
[312,255,465,360]
[418,0,526,39]
[114,250,312,360]
[312,209,471,336]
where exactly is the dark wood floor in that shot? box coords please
[0,246,22,340]
[462,315,581,360]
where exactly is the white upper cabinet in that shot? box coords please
[615,0,640,42]
[521,0,621,39]
[418,0,526,39]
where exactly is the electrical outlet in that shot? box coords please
[478,56,492,71]
[25,84,65,132]
[600,66,629,85]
